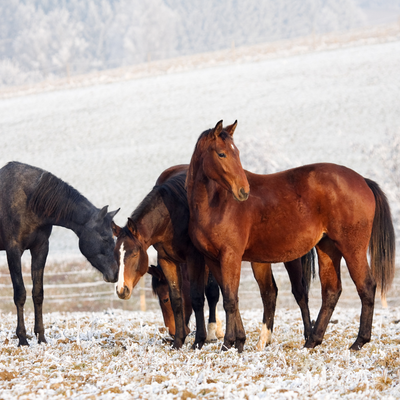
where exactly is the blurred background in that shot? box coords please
[1,0,399,87]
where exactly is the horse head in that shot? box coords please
[112,218,149,300]
[78,206,120,283]
[191,120,250,201]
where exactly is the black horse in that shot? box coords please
[0,162,119,346]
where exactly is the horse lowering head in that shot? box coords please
[193,120,250,201]
[112,218,149,300]
[78,206,119,283]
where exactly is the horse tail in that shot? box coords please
[301,248,316,293]
[365,178,396,301]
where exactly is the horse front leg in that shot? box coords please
[159,259,186,349]
[7,247,28,346]
[217,253,245,353]
[30,235,50,344]
[284,258,312,342]
[251,262,277,350]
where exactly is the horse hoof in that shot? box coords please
[235,340,245,353]
[221,341,233,352]
[172,339,184,349]
[304,337,320,349]
[191,341,205,350]
[350,339,368,351]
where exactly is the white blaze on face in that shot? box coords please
[117,243,126,292]
[231,144,235,150]
[255,323,272,351]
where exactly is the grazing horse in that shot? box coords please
[187,120,395,353]
[112,164,314,350]
[148,263,224,342]
[0,162,119,346]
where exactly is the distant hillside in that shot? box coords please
[0,0,371,87]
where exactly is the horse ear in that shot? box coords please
[108,208,120,219]
[211,120,223,139]
[127,218,138,236]
[111,221,121,237]
[225,120,237,136]
[98,206,108,219]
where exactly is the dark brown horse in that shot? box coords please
[187,120,395,353]
[113,164,314,350]
[0,162,119,346]
[112,165,209,349]
[148,263,223,342]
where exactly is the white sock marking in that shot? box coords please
[117,243,125,292]
[256,323,272,351]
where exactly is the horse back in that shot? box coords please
[242,163,375,262]
[156,164,189,186]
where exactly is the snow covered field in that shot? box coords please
[0,37,400,399]
[0,307,400,399]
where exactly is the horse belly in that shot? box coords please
[243,221,322,264]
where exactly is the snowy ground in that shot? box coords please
[0,307,400,399]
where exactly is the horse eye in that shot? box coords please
[218,152,226,158]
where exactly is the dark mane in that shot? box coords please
[157,172,188,210]
[130,172,188,222]
[28,172,85,222]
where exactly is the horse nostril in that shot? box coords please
[116,285,131,300]
[239,187,249,201]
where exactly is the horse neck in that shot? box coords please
[131,194,170,249]
[52,197,96,236]
[187,156,228,212]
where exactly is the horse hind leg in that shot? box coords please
[186,252,207,350]
[284,258,312,342]
[305,238,342,349]
[344,253,376,350]
[7,247,29,346]
[30,235,50,344]
[205,271,221,343]
[251,262,277,350]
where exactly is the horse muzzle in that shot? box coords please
[235,187,250,202]
[116,285,131,300]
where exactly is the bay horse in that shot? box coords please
[148,263,224,342]
[186,120,395,353]
[112,164,314,350]
[0,162,119,346]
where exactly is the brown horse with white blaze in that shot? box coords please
[187,120,395,353]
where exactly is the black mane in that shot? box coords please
[28,171,85,222]
[130,171,188,222]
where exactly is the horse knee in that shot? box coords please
[14,288,26,307]
[323,286,342,308]
[32,287,44,305]
[223,298,237,314]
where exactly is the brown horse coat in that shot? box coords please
[187,121,395,352]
